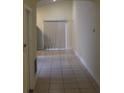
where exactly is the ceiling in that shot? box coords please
[37,0,71,6]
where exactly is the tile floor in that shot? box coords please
[34,50,99,93]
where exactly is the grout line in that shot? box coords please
[73,50,100,87]
[73,50,99,92]
[69,55,82,93]
[60,50,65,93]
[48,52,53,93]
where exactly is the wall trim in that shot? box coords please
[46,48,66,51]
[37,48,44,50]
[37,48,72,51]
[44,20,67,22]
[74,50,100,87]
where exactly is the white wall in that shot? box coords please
[73,0,100,85]
[37,0,73,49]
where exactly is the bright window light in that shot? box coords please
[53,0,56,2]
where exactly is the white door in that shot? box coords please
[23,7,30,93]
[44,21,66,50]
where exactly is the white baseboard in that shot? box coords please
[73,50,99,86]
[74,50,88,70]
[46,48,66,50]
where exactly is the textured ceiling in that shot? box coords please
[37,0,71,6]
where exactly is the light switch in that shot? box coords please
[93,28,95,32]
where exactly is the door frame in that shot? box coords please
[23,4,32,92]
[43,20,68,50]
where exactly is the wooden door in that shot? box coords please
[23,6,30,93]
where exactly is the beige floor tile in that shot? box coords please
[51,76,62,79]
[76,77,90,82]
[38,77,50,80]
[50,79,63,84]
[50,83,64,89]
[64,83,79,89]
[39,90,49,93]
[65,89,80,93]
[51,78,63,82]
[36,50,99,93]
[50,80,63,84]
[49,89,65,93]
[37,84,49,90]
[34,89,49,93]
[64,81,77,84]
[80,89,99,93]
[63,77,77,80]
[78,82,94,89]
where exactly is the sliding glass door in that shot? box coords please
[43,21,66,50]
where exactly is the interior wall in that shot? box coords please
[72,0,100,85]
[37,0,73,49]
[37,26,43,50]
[24,0,37,7]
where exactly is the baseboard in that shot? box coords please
[73,50,100,88]
[37,48,44,50]
[37,48,72,51]
[46,48,66,50]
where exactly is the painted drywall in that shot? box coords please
[24,0,37,7]
[37,0,73,49]
[72,0,100,85]
[37,26,43,50]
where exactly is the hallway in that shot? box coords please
[34,50,99,93]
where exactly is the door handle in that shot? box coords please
[23,44,27,48]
